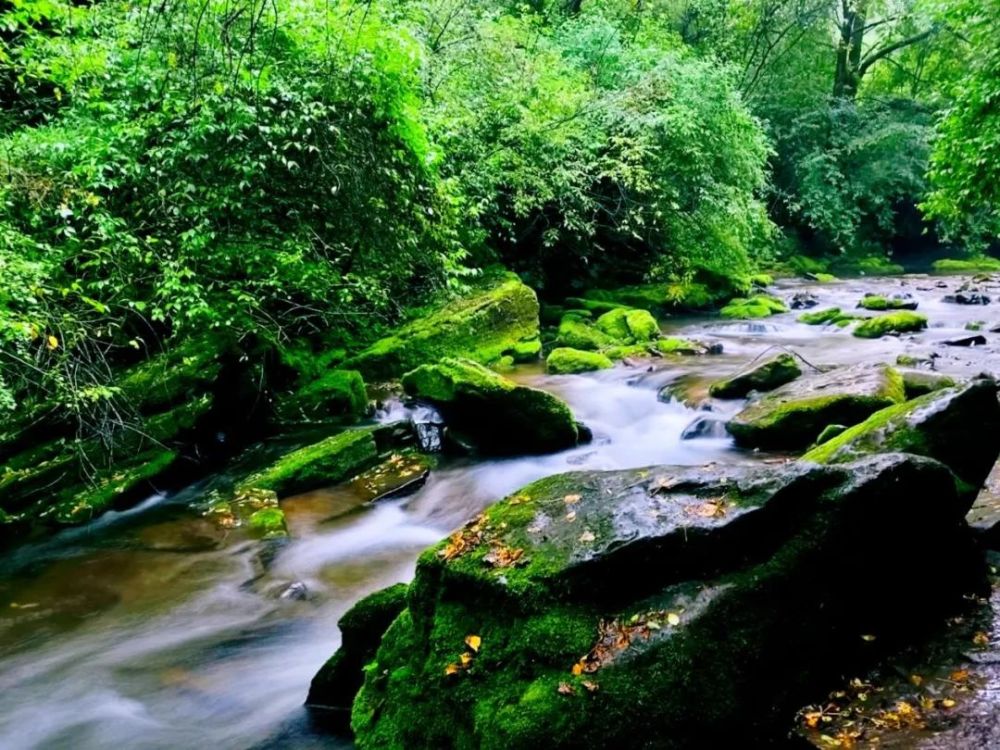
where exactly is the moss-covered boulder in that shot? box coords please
[933,257,1000,273]
[546,348,614,375]
[344,274,541,380]
[726,364,905,450]
[276,369,369,423]
[857,294,918,311]
[720,294,789,319]
[594,308,659,344]
[402,358,580,455]
[798,307,861,327]
[708,353,802,399]
[236,427,381,498]
[348,454,978,749]
[803,377,1000,497]
[553,314,615,351]
[853,312,927,338]
[307,583,410,727]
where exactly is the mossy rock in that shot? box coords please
[814,424,848,445]
[344,274,540,380]
[896,354,933,368]
[118,335,227,414]
[554,315,615,351]
[857,294,918,311]
[563,297,628,316]
[749,273,774,288]
[797,307,861,327]
[349,454,976,749]
[813,273,838,283]
[594,308,659,344]
[510,336,543,363]
[51,448,179,526]
[900,369,956,399]
[726,364,905,450]
[276,369,369,423]
[720,295,788,320]
[853,312,927,339]
[708,353,802,399]
[308,582,410,725]
[248,506,288,538]
[932,257,1000,273]
[237,427,380,498]
[803,377,1000,497]
[402,358,580,455]
[546,348,614,375]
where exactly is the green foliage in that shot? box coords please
[924,0,1000,245]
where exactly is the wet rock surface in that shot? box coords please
[727,364,905,450]
[349,455,982,749]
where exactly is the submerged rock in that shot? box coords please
[789,292,819,309]
[708,353,802,399]
[944,291,991,306]
[546,348,614,375]
[679,415,728,440]
[726,364,905,450]
[344,274,541,380]
[402,358,581,455]
[803,377,1000,497]
[347,454,981,749]
[943,335,987,347]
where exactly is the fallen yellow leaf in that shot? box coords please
[666,612,680,626]
[465,634,482,653]
[47,335,59,350]
[564,494,581,505]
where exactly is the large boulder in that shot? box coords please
[803,377,1000,498]
[708,353,802,399]
[347,454,981,749]
[593,308,659,344]
[726,364,905,450]
[307,583,409,728]
[344,274,541,380]
[274,369,369,423]
[402,358,581,455]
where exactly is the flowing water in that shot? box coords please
[2,274,999,750]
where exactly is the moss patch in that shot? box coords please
[237,427,380,498]
[277,369,369,423]
[546,348,614,375]
[720,295,788,320]
[857,295,917,311]
[402,358,579,455]
[798,307,862,327]
[344,274,540,380]
[932,257,1000,273]
[853,312,927,339]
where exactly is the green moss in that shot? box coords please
[118,336,226,414]
[344,274,541,380]
[52,448,178,525]
[720,294,788,320]
[856,295,916,311]
[602,343,656,360]
[833,255,905,276]
[932,257,1000,273]
[546,348,614,375]
[511,337,542,363]
[554,315,615,351]
[814,424,848,445]
[853,312,927,338]
[563,297,627,316]
[896,354,931,367]
[708,354,801,399]
[402,358,579,455]
[797,307,860,326]
[813,273,838,283]
[278,369,368,423]
[749,273,774,287]
[237,427,379,498]
[966,321,984,331]
[248,506,288,537]
[594,308,659,343]
[901,370,956,399]
[726,365,905,449]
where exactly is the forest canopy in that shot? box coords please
[0,0,997,418]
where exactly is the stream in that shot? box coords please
[2,274,999,750]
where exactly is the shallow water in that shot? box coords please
[1,274,999,750]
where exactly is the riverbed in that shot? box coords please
[2,274,998,749]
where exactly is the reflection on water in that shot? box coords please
[0,274,998,749]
